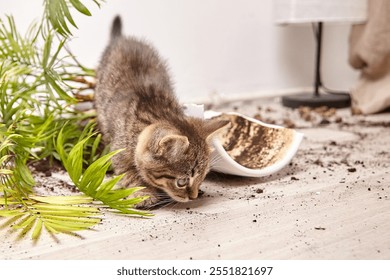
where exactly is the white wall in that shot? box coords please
[0,0,361,103]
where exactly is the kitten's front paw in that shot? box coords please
[135,195,161,209]
[133,188,171,210]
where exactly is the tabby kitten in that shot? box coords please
[95,16,228,209]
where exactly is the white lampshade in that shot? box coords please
[274,0,367,24]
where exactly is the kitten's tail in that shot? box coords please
[110,15,122,41]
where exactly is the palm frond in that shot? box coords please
[0,16,74,121]
[55,128,152,216]
[43,0,103,36]
[0,16,37,67]
[0,195,100,240]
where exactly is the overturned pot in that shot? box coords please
[205,111,304,177]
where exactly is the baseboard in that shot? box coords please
[185,87,313,105]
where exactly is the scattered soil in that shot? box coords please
[314,227,326,230]
[30,158,62,177]
[297,106,343,126]
[253,113,276,125]
[282,118,296,128]
[252,105,347,129]
[356,120,390,128]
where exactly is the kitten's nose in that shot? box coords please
[188,188,198,200]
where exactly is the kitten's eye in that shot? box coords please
[176,177,188,188]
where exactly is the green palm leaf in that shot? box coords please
[55,128,152,216]
[29,195,93,204]
[43,0,102,36]
[0,195,101,240]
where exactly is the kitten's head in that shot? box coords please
[135,118,229,203]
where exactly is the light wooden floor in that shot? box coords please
[1,99,389,259]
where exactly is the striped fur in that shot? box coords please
[94,16,228,208]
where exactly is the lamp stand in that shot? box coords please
[281,22,351,109]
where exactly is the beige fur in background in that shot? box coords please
[349,0,390,114]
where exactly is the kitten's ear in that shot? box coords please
[158,134,189,158]
[204,119,230,142]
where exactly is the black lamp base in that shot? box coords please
[281,93,351,109]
